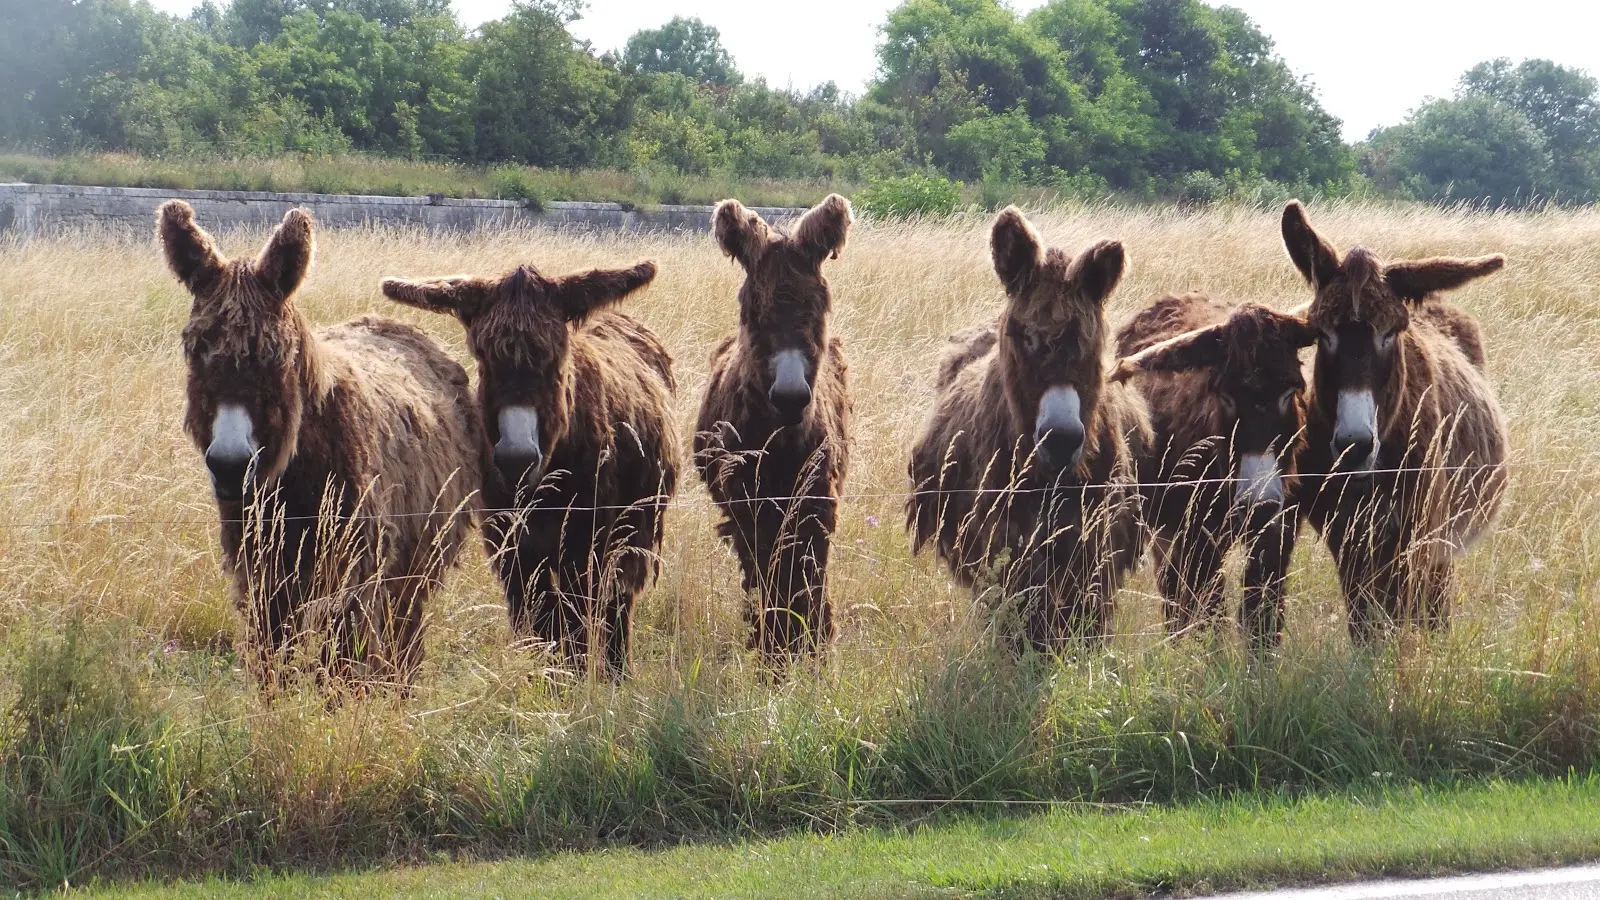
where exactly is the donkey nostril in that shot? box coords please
[769,385,812,423]
[204,451,251,501]
[1035,426,1085,469]
[494,445,543,482]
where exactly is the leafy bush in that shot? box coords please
[1177,171,1229,208]
[855,173,964,220]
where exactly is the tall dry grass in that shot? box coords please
[0,202,1597,887]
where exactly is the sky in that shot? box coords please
[144,0,1600,141]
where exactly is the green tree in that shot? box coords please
[623,16,740,87]
[1461,58,1600,200]
[470,1,628,167]
[1366,95,1551,207]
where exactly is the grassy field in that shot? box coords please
[86,777,1600,898]
[1,202,1598,891]
[0,152,852,209]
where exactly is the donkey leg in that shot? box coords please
[1158,533,1226,636]
[1241,516,1296,651]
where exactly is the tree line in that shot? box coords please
[2,0,1597,207]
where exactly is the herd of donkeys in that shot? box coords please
[153,191,1509,690]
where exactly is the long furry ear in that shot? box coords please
[1110,325,1224,382]
[1384,255,1506,301]
[1065,239,1126,305]
[1281,200,1341,289]
[381,275,496,322]
[157,200,225,293]
[1272,311,1320,348]
[553,260,658,322]
[991,206,1041,295]
[713,199,772,269]
[791,193,853,266]
[253,207,315,299]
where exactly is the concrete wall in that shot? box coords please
[0,183,806,237]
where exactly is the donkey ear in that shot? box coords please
[1278,312,1320,348]
[157,200,225,293]
[552,261,658,323]
[791,193,853,266]
[381,275,495,322]
[1384,255,1505,302]
[713,199,772,270]
[1065,239,1127,305]
[1110,325,1224,382]
[991,206,1042,295]
[1281,200,1341,289]
[253,207,315,299]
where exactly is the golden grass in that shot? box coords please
[1,201,1598,883]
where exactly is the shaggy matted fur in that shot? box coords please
[1112,293,1316,646]
[1281,200,1510,641]
[907,207,1150,650]
[161,201,482,690]
[694,194,853,662]
[383,259,677,674]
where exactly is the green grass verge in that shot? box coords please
[0,152,849,209]
[84,776,1600,899]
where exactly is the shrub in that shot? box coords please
[855,173,963,220]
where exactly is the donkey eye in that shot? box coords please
[1219,392,1237,416]
[1376,330,1397,351]
[1321,329,1339,353]
[1023,332,1042,355]
[1278,388,1297,414]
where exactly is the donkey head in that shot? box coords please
[162,201,320,503]
[990,207,1126,472]
[714,193,852,427]
[1112,303,1316,508]
[1281,201,1505,473]
[382,260,657,490]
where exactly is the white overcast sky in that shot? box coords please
[145,0,1600,140]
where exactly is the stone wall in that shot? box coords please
[0,183,805,237]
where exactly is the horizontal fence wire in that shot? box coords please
[0,461,1545,532]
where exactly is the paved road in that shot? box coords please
[1207,865,1600,899]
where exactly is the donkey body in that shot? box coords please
[1112,293,1316,645]
[1281,201,1509,640]
[383,261,676,673]
[161,201,481,689]
[694,194,853,661]
[907,208,1149,650]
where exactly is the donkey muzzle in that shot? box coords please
[769,349,813,427]
[205,404,259,502]
[495,406,544,487]
[1033,386,1085,470]
[1331,389,1380,474]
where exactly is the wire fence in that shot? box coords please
[0,460,1533,532]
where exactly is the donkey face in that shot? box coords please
[1281,201,1505,473]
[990,207,1125,471]
[1113,304,1316,507]
[161,201,317,502]
[714,194,852,427]
[382,261,657,489]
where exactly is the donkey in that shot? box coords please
[1111,293,1317,646]
[160,201,482,690]
[1280,200,1509,641]
[694,194,853,662]
[907,207,1150,651]
[382,259,677,674]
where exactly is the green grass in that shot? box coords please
[84,776,1600,898]
[0,152,852,208]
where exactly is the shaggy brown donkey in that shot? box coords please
[1281,200,1509,641]
[694,194,853,662]
[383,259,677,674]
[1112,294,1316,646]
[160,201,482,690]
[907,208,1150,651]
